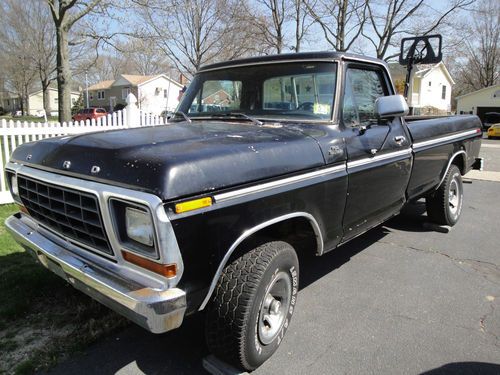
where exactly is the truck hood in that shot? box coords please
[11,121,325,200]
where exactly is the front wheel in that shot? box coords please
[426,164,463,226]
[206,241,299,371]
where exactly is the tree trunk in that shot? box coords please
[56,27,72,122]
[41,77,51,114]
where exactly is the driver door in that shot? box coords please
[341,64,412,242]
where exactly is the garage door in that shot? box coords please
[477,106,500,124]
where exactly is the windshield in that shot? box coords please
[178,62,337,121]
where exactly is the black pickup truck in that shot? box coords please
[5,52,482,371]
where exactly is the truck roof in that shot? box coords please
[199,51,388,72]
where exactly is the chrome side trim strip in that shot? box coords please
[214,164,346,203]
[199,212,323,311]
[413,129,479,150]
[347,149,412,169]
[437,150,467,188]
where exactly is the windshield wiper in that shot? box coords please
[170,111,192,123]
[210,112,263,126]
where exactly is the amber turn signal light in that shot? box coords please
[175,197,212,214]
[122,250,177,278]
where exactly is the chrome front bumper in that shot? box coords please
[6,214,186,334]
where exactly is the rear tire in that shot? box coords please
[426,164,463,226]
[206,241,299,371]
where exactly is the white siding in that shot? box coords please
[456,85,500,115]
[417,68,452,112]
[28,89,80,115]
[138,77,183,115]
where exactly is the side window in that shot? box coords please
[342,67,388,126]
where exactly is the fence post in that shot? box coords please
[125,93,139,128]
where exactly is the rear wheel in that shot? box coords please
[205,241,299,371]
[426,164,463,226]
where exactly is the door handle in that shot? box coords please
[394,135,406,145]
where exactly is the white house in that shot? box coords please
[389,62,454,115]
[28,87,81,116]
[1,87,80,116]
[88,74,184,115]
[455,84,500,123]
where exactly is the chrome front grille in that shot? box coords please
[17,175,113,255]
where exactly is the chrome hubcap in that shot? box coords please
[258,271,292,345]
[448,178,461,215]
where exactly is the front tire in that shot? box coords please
[426,164,463,226]
[206,241,299,371]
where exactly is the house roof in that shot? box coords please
[88,80,114,91]
[121,74,184,88]
[388,62,454,85]
[120,75,156,86]
[88,74,183,91]
[415,62,455,85]
[455,83,500,100]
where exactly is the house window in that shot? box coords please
[441,85,446,100]
[122,88,131,100]
[97,90,105,100]
[72,98,76,104]
[164,89,168,98]
[90,93,93,100]
[428,81,431,86]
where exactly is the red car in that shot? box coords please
[72,108,107,122]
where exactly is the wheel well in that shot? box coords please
[451,152,466,175]
[228,217,320,264]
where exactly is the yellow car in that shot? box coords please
[487,123,500,139]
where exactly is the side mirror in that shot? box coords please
[375,95,409,119]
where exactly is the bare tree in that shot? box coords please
[363,0,475,61]
[0,0,38,114]
[252,0,288,54]
[118,39,173,76]
[291,0,315,52]
[453,0,499,92]
[47,0,105,122]
[305,0,367,52]
[25,1,58,113]
[133,0,256,77]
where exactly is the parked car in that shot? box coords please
[72,108,107,122]
[487,122,500,139]
[5,52,483,372]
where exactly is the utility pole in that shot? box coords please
[85,72,89,108]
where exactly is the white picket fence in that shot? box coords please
[0,93,167,204]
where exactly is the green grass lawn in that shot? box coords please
[0,115,59,123]
[0,204,128,374]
